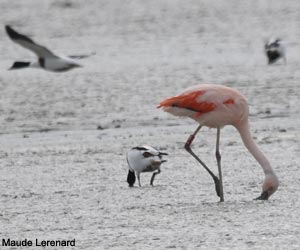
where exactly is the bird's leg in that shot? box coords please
[150,169,161,186]
[137,174,141,187]
[216,128,224,202]
[184,125,221,198]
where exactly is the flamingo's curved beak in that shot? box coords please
[255,191,269,200]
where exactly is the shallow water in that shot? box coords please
[0,0,300,249]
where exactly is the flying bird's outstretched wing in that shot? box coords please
[68,52,96,59]
[5,25,58,58]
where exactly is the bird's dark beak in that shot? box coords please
[160,152,168,156]
[255,191,269,200]
[151,159,167,165]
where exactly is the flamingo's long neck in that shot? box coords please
[235,120,274,175]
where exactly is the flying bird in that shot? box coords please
[5,25,91,72]
[264,38,286,65]
[126,146,168,187]
[158,84,279,201]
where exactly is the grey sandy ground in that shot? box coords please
[0,0,300,249]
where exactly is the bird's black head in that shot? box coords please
[9,61,30,70]
[127,170,136,187]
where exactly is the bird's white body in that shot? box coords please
[36,56,81,72]
[126,146,167,187]
[127,146,163,172]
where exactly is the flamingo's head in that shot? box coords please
[256,172,279,200]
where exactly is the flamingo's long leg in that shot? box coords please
[216,127,224,202]
[184,125,221,198]
[150,169,161,186]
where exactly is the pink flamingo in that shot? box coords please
[157,84,279,202]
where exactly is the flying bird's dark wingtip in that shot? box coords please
[5,25,18,39]
[5,25,34,43]
[5,25,11,34]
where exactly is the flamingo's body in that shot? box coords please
[159,84,248,128]
[158,84,279,201]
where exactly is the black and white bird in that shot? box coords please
[264,38,286,65]
[126,146,168,187]
[5,25,91,72]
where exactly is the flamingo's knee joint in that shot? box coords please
[215,150,221,161]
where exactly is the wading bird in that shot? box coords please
[158,84,279,201]
[127,146,168,187]
[265,38,286,65]
[5,25,92,72]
